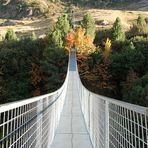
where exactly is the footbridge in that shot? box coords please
[0,51,148,148]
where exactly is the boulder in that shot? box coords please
[100,20,109,26]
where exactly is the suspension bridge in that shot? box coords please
[0,51,148,148]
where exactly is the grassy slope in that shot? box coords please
[0,0,64,39]
[0,0,148,39]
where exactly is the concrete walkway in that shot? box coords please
[51,52,93,148]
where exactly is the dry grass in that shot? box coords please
[0,4,148,39]
[0,13,61,39]
[73,9,148,31]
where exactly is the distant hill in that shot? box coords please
[63,0,148,11]
[0,0,63,19]
[0,0,147,19]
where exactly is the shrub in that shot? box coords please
[94,29,112,46]
[129,15,148,36]
[123,73,148,107]
[5,29,17,41]
[31,32,37,41]
[137,15,146,26]
[16,2,28,12]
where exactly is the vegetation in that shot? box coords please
[5,29,17,41]
[0,5,147,108]
[129,15,148,37]
[81,13,96,40]
[74,15,148,107]
[0,15,70,104]
[111,17,125,42]
[50,14,72,48]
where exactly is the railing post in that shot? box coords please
[36,99,43,148]
[105,101,109,148]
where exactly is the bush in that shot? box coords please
[137,15,146,26]
[131,36,148,42]
[128,15,148,37]
[5,29,17,41]
[16,2,28,12]
[123,73,148,107]
[94,29,112,46]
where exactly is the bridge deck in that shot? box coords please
[51,52,93,148]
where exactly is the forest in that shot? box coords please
[0,14,71,104]
[66,14,148,107]
[0,13,148,107]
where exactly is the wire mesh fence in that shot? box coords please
[0,70,69,148]
[0,51,148,148]
[77,71,148,148]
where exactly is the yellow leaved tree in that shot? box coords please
[103,38,112,59]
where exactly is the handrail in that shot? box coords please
[0,51,148,148]
[0,55,70,148]
[75,52,148,148]
[78,78,148,115]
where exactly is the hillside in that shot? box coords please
[0,0,63,19]
[0,0,148,40]
[0,0,148,106]
[73,9,148,31]
[0,0,64,39]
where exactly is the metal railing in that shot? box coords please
[0,64,69,148]
[0,51,148,148]
[76,66,148,148]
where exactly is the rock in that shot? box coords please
[39,34,46,39]
[27,8,33,16]
[100,20,109,26]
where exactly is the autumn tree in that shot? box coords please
[65,26,112,91]
[31,63,42,96]
[103,38,112,59]
[65,27,95,55]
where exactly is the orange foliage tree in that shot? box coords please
[65,27,96,56]
[65,27,113,90]
[31,63,42,96]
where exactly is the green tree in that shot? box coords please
[55,14,71,37]
[50,14,72,48]
[137,15,146,26]
[81,13,96,40]
[111,17,125,41]
[51,28,63,48]
[5,29,17,41]
[31,32,37,41]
